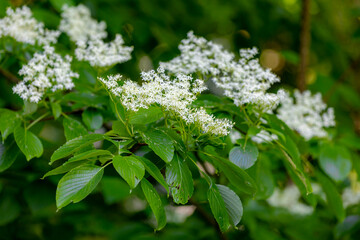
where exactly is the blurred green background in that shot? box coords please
[0,0,360,239]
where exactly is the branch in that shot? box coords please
[297,0,311,92]
[189,198,228,240]
[0,67,20,84]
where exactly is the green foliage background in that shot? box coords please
[0,0,360,239]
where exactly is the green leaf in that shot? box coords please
[316,170,345,221]
[102,176,130,204]
[112,120,130,137]
[63,117,89,141]
[141,179,167,230]
[0,195,20,226]
[14,126,43,161]
[137,156,168,193]
[283,158,316,206]
[51,102,62,120]
[50,134,104,164]
[56,164,104,209]
[23,101,38,115]
[0,109,21,142]
[319,145,352,181]
[113,155,145,189]
[217,184,243,226]
[229,141,258,169]
[276,141,311,196]
[0,139,19,172]
[63,92,108,108]
[247,126,261,138]
[42,160,90,178]
[203,147,257,195]
[248,155,275,200]
[49,0,74,12]
[82,108,103,130]
[110,101,126,121]
[67,149,112,163]
[142,129,174,163]
[23,183,56,216]
[128,106,163,125]
[335,215,360,239]
[208,184,230,232]
[166,154,193,204]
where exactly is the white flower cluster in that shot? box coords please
[277,90,335,140]
[75,34,133,68]
[160,31,284,110]
[251,130,278,144]
[267,185,314,215]
[13,46,79,103]
[60,4,133,68]
[342,185,360,208]
[0,6,60,45]
[59,4,107,42]
[99,67,233,136]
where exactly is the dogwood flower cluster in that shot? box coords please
[59,4,107,42]
[60,4,133,68]
[0,6,60,45]
[342,186,360,208]
[99,67,233,136]
[277,90,335,140]
[160,31,284,111]
[267,185,314,215]
[251,130,278,144]
[13,46,79,103]
[75,34,133,68]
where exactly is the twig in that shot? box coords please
[189,198,228,240]
[0,67,20,83]
[297,0,311,92]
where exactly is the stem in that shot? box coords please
[26,112,50,130]
[102,160,113,168]
[0,67,20,83]
[241,107,254,125]
[187,154,211,185]
[189,198,228,240]
[108,93,133,137]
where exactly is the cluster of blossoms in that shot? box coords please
[251,130,278,144]
[12,46,79,103]
[277,90,335,140]
[342,182,360,208]
[99,67,233,136]
[60,4,133,68]
[0,6,60,45]
[75,34,133,68]
[0,6,79,103]
[267,185,314,215]
[59,4,107,42]
[160,31,285,111]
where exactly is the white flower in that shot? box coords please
[99,67,233,136]
[342,185,360,208]
[0,6,60,45]
[60,5,133,68]
[59,4,107,42]
[160,31,284,111]
[13,46,79,103]
[268,185,313,215]
[251,130,278,144]
[75,34,133,68]
[277,90,335,140]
